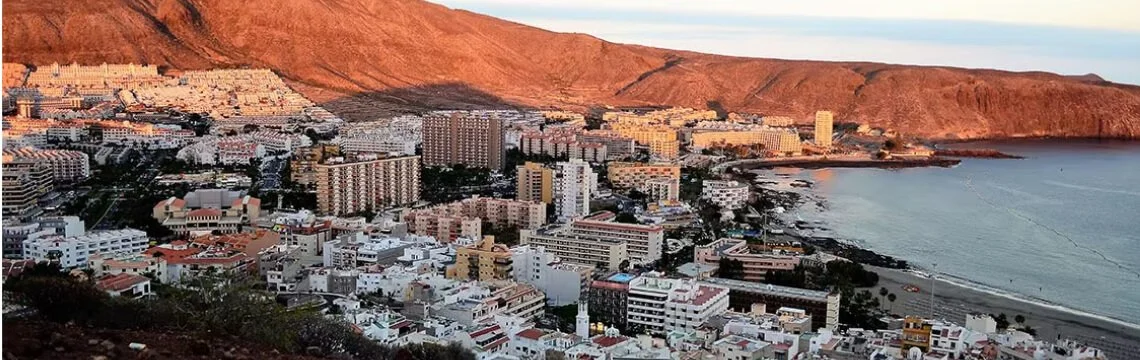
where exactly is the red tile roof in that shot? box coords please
[186,208,223,217]
[144,245,202,261]
[592,336,629,348]
[517,328,546,340]
[469,324,502,338]
[95,273,149,292]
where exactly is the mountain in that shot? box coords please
[5,0,1139,139]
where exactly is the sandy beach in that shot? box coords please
[865,267,1140,359]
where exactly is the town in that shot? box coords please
[1,63,1108,360]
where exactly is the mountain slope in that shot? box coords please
[4,0,1139,139]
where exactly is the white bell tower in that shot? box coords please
[575,302,590,339]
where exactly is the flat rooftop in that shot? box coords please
[607,273,636,283]
[701,277,833,302]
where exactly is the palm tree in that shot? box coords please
[887,293,897,314]
[879,287,889,310]
[1015,314,1026,326]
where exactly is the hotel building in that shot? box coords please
[701,277,840,331]
[423,112,505,170]
[607,162,681,189]
[403,196,546,241]
[1,160,53,220]
[814,110,833,148]
[315,154,421,215]
[642,177,679,202]
[555,159,595,222]
[3,148,90,184]
[700,180,750,210]
[693,238,801,281]
[516,162,554,204]
[23,228,150,268]
[569,220,663,265]
[152,189,262,236]
[520,225,629,271]
[626,275,730,334]
[520,219,662,269]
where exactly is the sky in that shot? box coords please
[435,0,1140,84]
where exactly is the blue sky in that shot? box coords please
[436,0,1140,84]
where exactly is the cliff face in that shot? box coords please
[5,0,1139,139]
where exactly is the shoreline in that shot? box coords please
[734,165,1140,357]
[867,267,1140,358]
[732,157,961,171]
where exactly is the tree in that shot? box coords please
[993,313,1010,330]
[879,287,889,309]
[887,293,897,314]
[717,258,745,280]
[614,212,639,224]
[884,139,904,151]
[1014,314,1026,325]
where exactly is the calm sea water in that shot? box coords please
[788,140,1140,324]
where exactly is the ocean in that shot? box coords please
[771,140,1140,325]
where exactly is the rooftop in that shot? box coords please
[701,277,833,302]
[95,273,149,292]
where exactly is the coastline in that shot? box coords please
[867,267,1140,359]
[734,162,1140,358]
[729,157,960,171]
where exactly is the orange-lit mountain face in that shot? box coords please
[5,0,1138,139]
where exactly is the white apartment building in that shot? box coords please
[510,245,594,306]
[627,275,730,334]
[337,135,417,156]
[3,148,90,184]
[701,180,750,210]
[555,159,596,222]
[570,220,664,265]
[520,226,630,271]
[642,177,679,202]
[249,131,311,153]
[22,228,149,268]
[316,154,421,216]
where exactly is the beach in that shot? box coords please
[865,267,1140,359]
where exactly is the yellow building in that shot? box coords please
[814,110,833,148]
[901,316,933,353]
[451,236,514,281]
[648,139,679,160]
[291,144,341,187]
[609,123,677,145]
[607,162,681,189]
[517,162,554,204]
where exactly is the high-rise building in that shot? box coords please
[516,162,554,204]
[291,144,341,187]
[3,148,90,185]
[422,112,505,170]
[626,275,730,334]
[1,160,53,220]
[315,154,421,216]
[642,177,679,202]
[606,162,681,189]
[814,110,833,148]
[555,159,595,222]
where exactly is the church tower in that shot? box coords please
[575,302,590,339]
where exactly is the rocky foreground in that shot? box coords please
[2,320,324,360]
[4,0,1140,139]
